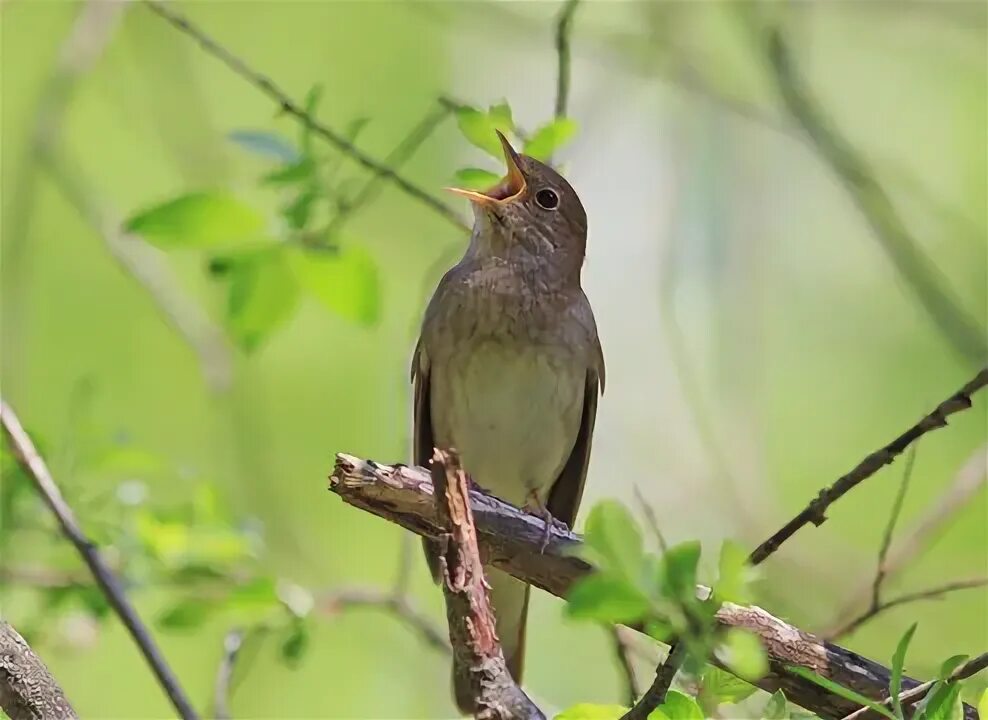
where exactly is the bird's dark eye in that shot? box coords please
[534,188,560,211]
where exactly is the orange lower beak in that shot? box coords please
[446,130,526,207]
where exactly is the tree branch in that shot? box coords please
[0,621,78,720]
[328,454,977,720]
[748,368,988,565]
[429,449,544,720]
[143,0,468,234]
[754,21,987,365]
[0,401,199,720]
[554,0,580,119]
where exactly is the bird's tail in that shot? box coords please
[452,568,530,714]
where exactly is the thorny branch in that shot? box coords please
[144,0,469,234]
[748,368,988,565]
[0,401,200,720]
[329,454,978,720]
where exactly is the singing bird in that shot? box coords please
[412,131,604,712]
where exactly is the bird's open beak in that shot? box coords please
[445,130,526,208]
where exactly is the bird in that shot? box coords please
[411,130,604,713]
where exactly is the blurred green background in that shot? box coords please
[1,1,985,718]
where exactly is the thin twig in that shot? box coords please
[319,587,449,654]
[839,652,988,720]
[828,577,988,641]
[554,0,580,119]
[213,628,245,720]
[0,401,199,720]
[825,443,987,637]
[609,626,643,706]
[748,368,988,565]
[755,21,987,364]
[144,0,468,234]
[621,643,688,720]
[871,447,918,609]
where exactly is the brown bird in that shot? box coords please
[411,131,604,712]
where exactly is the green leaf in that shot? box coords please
[522,118,578,161]
[125,192,265,249]
[917,682,962,720]
[786,666,897,720]
[977,689,987,720]
[582,501,644,582]
[281,617,310,668]
[657,690,703,720]
[158,599,214,630]
[452,167,502,191]
[716,628,768,681]
[713,539,755,604]
[937,655,968,680]
[226,251,299,352]
[764,690,790,720]
[553,704,628,720]
[644,619,674,643]
[456,106,512,158]
[701,666,757,704]
[228,130,299,163]
[565,573,650,623]
[890,623,917,719]
[227,577,281,622]
[660,541,701,601]
[289,244,380,326]
[282,188,318,231]
[488,101,514,131]
[300,85,323,156]
[262,158,315,185]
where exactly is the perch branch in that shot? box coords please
[144,0,468,233]
[430,449,544,720]
[756,22,987,364]
[748,368,988,565]
[0,621,78,720]
[0,400,199,720]
[328,454,977,720]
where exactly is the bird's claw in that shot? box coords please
[523,493,570,553]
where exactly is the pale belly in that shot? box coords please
[431,341,585,507]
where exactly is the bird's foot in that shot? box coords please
[523,492,570,553]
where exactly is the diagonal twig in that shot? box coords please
[0,401,199,720]
[212,628,246,720]
[143,0,468,234]
[748,368,988,565]
[554,0,580,119]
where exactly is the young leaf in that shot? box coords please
[488,101,514,131]
[714,539,755,604]
[452,167,501,191]
[786,666,897,720]
[701,666,757,704]
[226,251,299,352]
[977,689,987,720]
[522,118,578,161]
[890,623,917,719]
[916,682,962,720]
[716,628,768,681]
[299,84,323,156]
[582,500,644,582]
[281,617,310,668]
[158,598,214,630]
[125,192,265,249]
[282,188,318,231]
[227,577,281,622]
[937,655,968,680]
[763,690,790,720]
[553,704,628,720]
[660,541,701,602]
[289,244,380,326]
[262,158,315,186]
[228,130,299,163]
[657,690,703,720]
[565,573,650,623]
[456,106,510,159]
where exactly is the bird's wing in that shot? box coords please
[412,336,444,582]
[546,349,603,528]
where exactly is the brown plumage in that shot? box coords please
[411,132,604,713]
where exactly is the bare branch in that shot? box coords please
[554,0,580,119]
[319,586,450,654]
[827,577,988,641]
[429,449,544,720]
[328,453,977,720]
[621,643,687,720]
[0,621,78,720]
[754,20,987,364]
[213,628,245,720]
[143,0,468,234]
[0,401,199,720]
[748,368,988,565]
[872,447,918,609]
